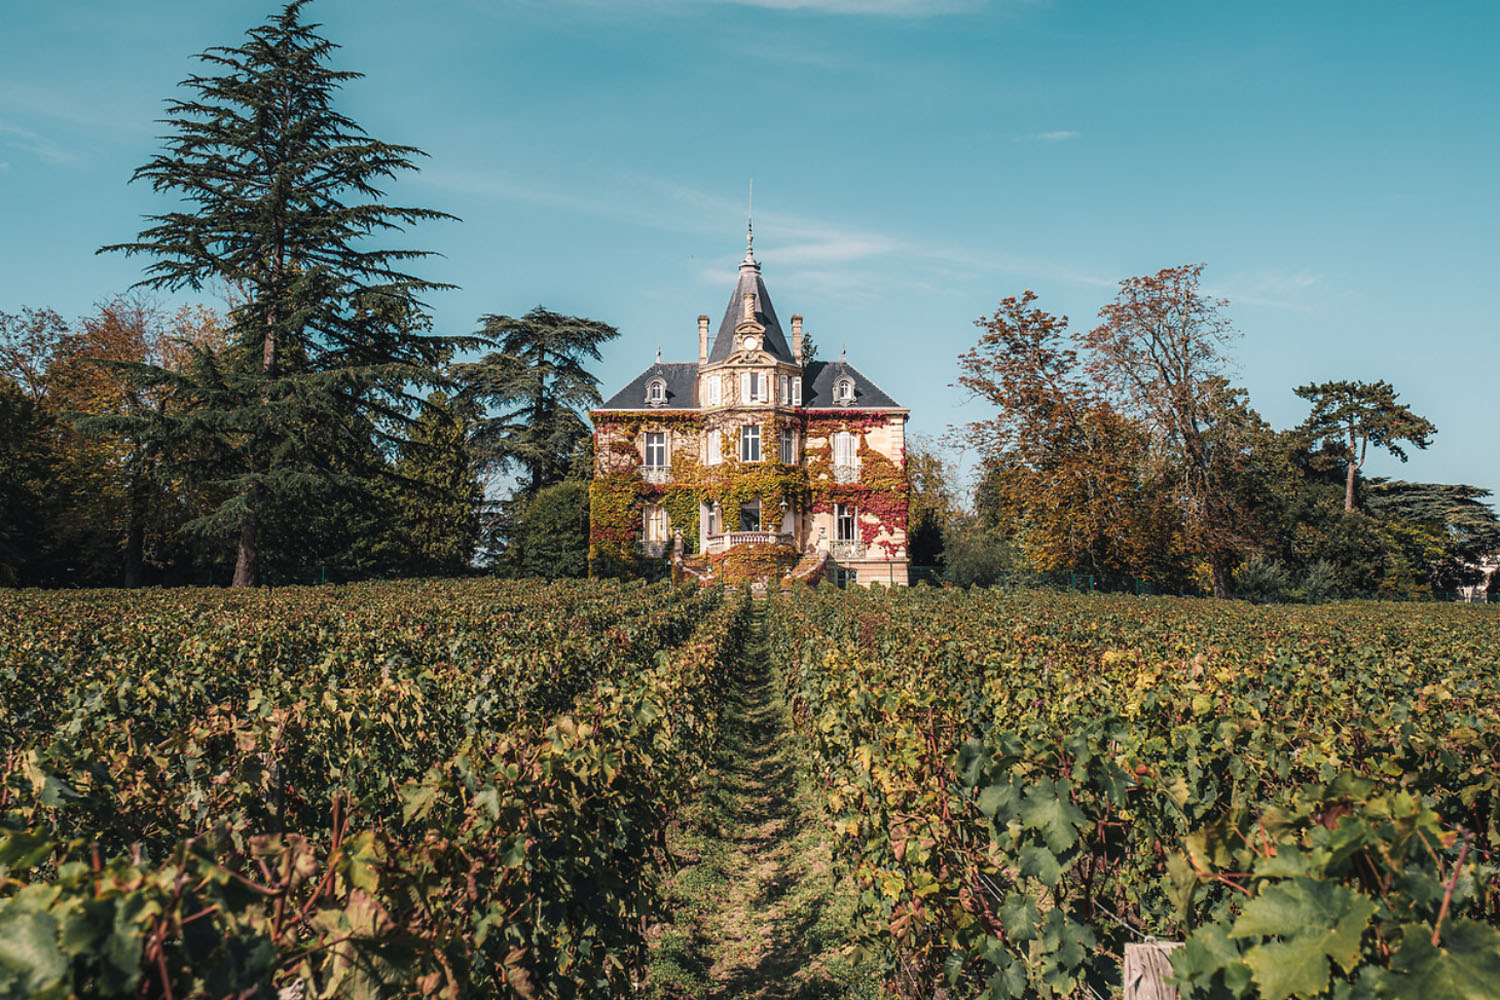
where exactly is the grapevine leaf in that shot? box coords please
[977,781,1012,818]
[998,894,1038,941]
[0,829,53,870]
[1172,924,1255,995]
[1380,920,1500,1000]
[400,774,441,824]
[0,909,68,996]
[1017,781,1085,852]
[1017,845,1061,887]
[1242,937,1334,1000]
[1231,879,1376,973]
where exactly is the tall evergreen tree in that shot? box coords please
[458,307,619,500]
[393,390,482,576]
[102,0,455,587]
[1294,379,1436,513]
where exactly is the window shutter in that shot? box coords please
[779,374,789,402]
[706,429,721,465]
[791,377,802,405]
[740,372,750,403]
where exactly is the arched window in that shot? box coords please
[645,377,667,405]
[834,377,855,404]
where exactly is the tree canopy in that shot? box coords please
[102,0,455,587]
[1295,379,1436,512]
[954,266,1483,601]
[459,307,619,498]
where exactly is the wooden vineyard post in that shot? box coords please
[1123,941,1183,1000]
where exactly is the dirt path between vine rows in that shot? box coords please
[645,606,880,1000]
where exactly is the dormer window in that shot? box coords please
[834,376,855,405]
[646,377,667,406]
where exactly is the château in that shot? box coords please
[589,232,910,586]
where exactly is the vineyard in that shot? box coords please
[0,579,746,998]
[766,587,1500,999]
[2,580,1498,998]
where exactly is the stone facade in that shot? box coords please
[589,241,909,586]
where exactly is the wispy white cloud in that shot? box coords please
[1210,269,1328,311]
[423,167,1111,295]
[1015,129,1079,143]
[0,122,76,165]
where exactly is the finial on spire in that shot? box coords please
[656,345,662,364]
[840,344,847,363]
[741,179,757,267]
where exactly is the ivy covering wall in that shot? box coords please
[588,409,909,577]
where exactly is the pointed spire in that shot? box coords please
[741,179,759,271]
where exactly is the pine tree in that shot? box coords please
[1294,380,1437,513]
[103,1,455,587]
[459,307,619,497]
[393,391,482,576]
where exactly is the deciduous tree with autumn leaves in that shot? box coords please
[956,264,1482,600]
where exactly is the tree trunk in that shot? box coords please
[1210,555,1231,599]
[232,506,259,588]
[1344,460,1357,512]
[233,299,277,589]
[123,461,147,588]
[123,522,144,588]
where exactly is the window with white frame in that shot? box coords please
[740,424,761,462]
[643,505,668,541]
[705,428,722,465]
[778,373,789,403]
[791,376,802,406]
[835,503,856,542]
[706,374,722,406]
[645,377,666,405]
[832,431,858,468]
[834,377,855,404]
[740,371,766,403]
[644,431,667,468]
[780,428,795,464]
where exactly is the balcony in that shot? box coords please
[831,539,867,560]
[833,463,860,484]
[640,465,672,485]
[703,531,795,555]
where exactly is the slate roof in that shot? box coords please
[801,360,901,408]
[597,362,698,410]
[707,261,795,364]
[596,251,904,412]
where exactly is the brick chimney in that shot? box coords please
[698,315,710,364]
[791,314,804,364]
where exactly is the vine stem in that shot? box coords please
[1431,836,1470,948]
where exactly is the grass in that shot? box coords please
[645,606,885,1000]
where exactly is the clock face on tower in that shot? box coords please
[741,335,759,353]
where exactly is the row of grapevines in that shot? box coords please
[767,586,1499,998]
[1,578,716,851]
[1,579,746,998]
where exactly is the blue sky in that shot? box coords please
[2,0,1496,503]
